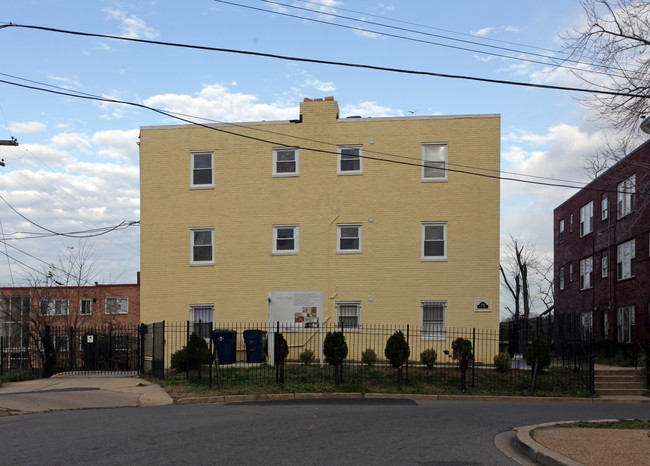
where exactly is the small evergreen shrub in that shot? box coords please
[450,337,474,366]
[323,331,348,365]
[494,352,512,373]
[361,348,378,367]
[524,334,551,371]
[420,348,438,369]
[299,349,315,365]
[384,331,410,368]
[170,333,212,372]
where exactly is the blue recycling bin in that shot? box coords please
[211,330,237,365]
[243,329,267,363]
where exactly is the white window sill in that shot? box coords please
[337,171,363,176]
[272,173,299,178]
[190,185,215,190]
[190,262,215,266]
[421,178,448,183]
[272,251,298,256]
[337,250,362,255]
[421,257,448,262]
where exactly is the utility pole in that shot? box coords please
[0,137,19,166]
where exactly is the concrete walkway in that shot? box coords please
[0,374,173,415]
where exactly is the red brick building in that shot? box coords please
[0,273,140,348]
[553,140,649,346]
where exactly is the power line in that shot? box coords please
[2,23,648,99]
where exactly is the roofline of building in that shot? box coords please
[0,282,140,292]
[140,113,501,131]
[553,137,650,212]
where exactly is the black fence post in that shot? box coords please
[0,336,4,377]
[185,320,190,380]
[405,324,409,386]
[471,328,476,389]
[460,352,467,392]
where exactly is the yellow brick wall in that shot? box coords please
[139,99,500,330]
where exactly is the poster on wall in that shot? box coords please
[268,291,323,330]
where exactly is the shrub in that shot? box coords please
[524,334,551,371]
[269,333,290,363]
[361,348,378,367]
[450,337,474,367]
[420,348,438,369]
[494,352,512,373]
[299,349,315,365]
[323,332,348,365]
[170,333,212,372]
[384,331,410,368]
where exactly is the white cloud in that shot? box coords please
[340,102,404,118]
[471,27,494,37]
[51,133,92,155]
[92,129,140,164]
[302,79,336,92]
[9,122,47,133]
[103,8,158,39]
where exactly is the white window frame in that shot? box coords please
[336,302,361,331]
[569,263,573,282]
[273,225,299,255]
[272,148,299,177]
[190,228,215,266]
[601,253,608,278]
[40,299,69,316]
[603,311,609,339]
[105,297,128,315]
[570,214,573,232]
[191,304,214,339]
[617,174,635,219]
[422,222,448,261]
[337,146,363,175]
[580,312,593,340]
[579,201,593,237]
[559,267,565,290]
[559,220,565,243]
[617,239,635,280]
[601,195,608,221]
[421,143,448,182]
[80,299,92,316]
[337,224,362,254]
[617,306,635,343]
[580,256,593,290]
[421,301,447,341]
[190,151,214,189]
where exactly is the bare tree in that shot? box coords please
[500,235,551,321]
[561,0,650,134]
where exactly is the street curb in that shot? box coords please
[515,421,585,466]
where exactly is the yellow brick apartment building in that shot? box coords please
[139,97,500,334]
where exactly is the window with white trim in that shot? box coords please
[559,219,565,243]
[336,302,361,330]
[273,148,299,176]
[105,297,128,315]
[337,146,362,175]
[603,311,609,339]
[1,296,30,347]
[191,304,214,339]
[617,239,635,280]
[579,201,593,236]
[337,224,361,253]
[421,301,446,340]
[190,228,214,265]
[80,299,92,316]
[422,222,447,260]
[422,143,448,181]
[559,267,565,290]
[617,306,634,343]
[190,152,214,188]
[601,195,608,221]
[570,214,573,232]
[580,256,593,290]
[580,312,593,340]
[273,225,299,255]
[601,252,608,278]
[569,263,573,282]
[617,174,635,219]
[40,299,69,316]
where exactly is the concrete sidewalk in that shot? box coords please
[0,375,173,415]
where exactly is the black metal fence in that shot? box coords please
[140,321,589,395]
[0,324,141,378]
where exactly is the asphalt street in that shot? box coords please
[1,398,648,465]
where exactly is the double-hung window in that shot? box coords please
[422,143,448,181]
[617,174,635,218]
[579,201,593,236]
[190,152,214,188]
[617,306,634,343]
[191,304,214,339]
[601,195,608,221]
[617,239,635,280]
[80,299,92,316]
[601,252,608,278]
[273,225,299,255]
[337,224,362,253]
[273,148,299,176]
[190,228,214,265]
[336,302,361,330]
[105,297,128,315]
[559,267,565,290]
[40,299,69,316]
[422,222,447,260]
[337,146,362,175]
[559,220,565,243]
[421,301,446,340]
[579,256,593,290]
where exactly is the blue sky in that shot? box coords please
[0,1,627,317]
